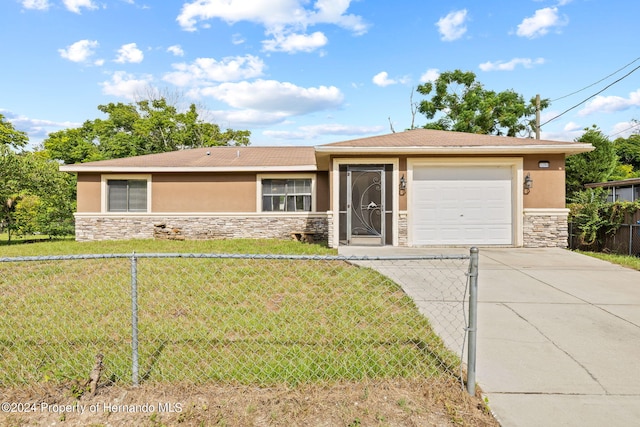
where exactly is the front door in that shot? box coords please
[347,166,385,245]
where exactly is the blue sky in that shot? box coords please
[2,0,640,149]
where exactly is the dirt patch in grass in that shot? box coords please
[1,379,497,426]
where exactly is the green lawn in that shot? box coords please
[0,237,336,256]
[575,250,640,271]
[0,232,74,245]
[0,239,459,387]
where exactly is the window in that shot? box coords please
[262,179,311,212]
[107,179,148,212]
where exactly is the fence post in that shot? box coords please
[467,247,479,396]
[131,252,139,386]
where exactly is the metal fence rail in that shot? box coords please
[0,250,478,395]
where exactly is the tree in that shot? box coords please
[18,151,76,237]
[565,126,619,200]
[44,97,251,164]
[0,145,22,242]
[0,147,76,240]
[416,70,549,137]
[0,113,28,149]
[613,126,640,171]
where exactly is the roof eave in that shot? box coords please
[314,144,594,156]
[59,165,318,173]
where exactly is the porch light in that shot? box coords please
[399,174,407,193]
[524,173,533,193]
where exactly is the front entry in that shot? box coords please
[345,166,385,246]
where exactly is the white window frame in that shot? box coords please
[101,174,152,214]
[256,173,316,213]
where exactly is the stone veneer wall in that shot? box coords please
[74,214,329,242]
[397,212,408,247]
[523,209,569,248]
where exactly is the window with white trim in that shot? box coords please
[107,179,148,212]
[262,178,311,212]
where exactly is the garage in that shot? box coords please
[411,164,513,245]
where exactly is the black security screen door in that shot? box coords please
[347,166,385,245]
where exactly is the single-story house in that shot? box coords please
[59,128,593,248]
[585,178,640,203]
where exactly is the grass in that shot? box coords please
[574,250,640,271]
[0,238,459,387]
[0,232,74,245]
[0,237,337,257]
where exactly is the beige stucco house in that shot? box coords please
[60,129,593,248]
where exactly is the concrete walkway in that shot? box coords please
[339,247,640,427]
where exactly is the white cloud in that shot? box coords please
[516,7,567,38]
[264,124,384,141]
[100,71,154,100]
[58,39,99,63]
[0,109,80,145]
[232,33,245,45]
[262,31,328,53]
[176,0,368,55]
[115,43,144,63]
[579,89,640,116]
[563,121,582,132]
[199,79,344,115]
[163,55,265,87]
[372,71,409,87]
[21,0,50,10]
[300,123,384,136]
[372,71,395,87]
[62,0,97,13]
[206,109,291,127]
[419,68,440,83]
[167,45,184,57]
[436,9,468,42]
[177,0,367,33]
[610,121,639,139]
[479,57,545,71]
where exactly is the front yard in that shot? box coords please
[0,239,497,426]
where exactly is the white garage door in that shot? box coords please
[412,165,513,245]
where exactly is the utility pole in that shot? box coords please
[535,94,541,140]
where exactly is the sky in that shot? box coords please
[2,0,640,150]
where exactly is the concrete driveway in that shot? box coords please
[339,247,640,426]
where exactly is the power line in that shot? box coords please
[551,56,640,102]
[539,64,640,129]
[608,121,640,138]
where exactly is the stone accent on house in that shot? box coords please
[326,211,335,248]
[398,211,408,246]
[523,208,569,248]
[74,214,329,243]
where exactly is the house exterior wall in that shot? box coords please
[152,173,257,212]
[71,153,568,248]
[522,154,565,209]
[77,173,102,212]
[523,209,569,248]
[326,154,568,248]
[74,214,329,242]
[73,171,330,242]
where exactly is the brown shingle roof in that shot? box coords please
[322,128,581,147]
[60,129,594,173]
[60,146,317,171]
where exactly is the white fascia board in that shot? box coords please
[315,144,594,156]
[59,165,318,173]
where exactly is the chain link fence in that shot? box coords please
[0,251,478,394]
